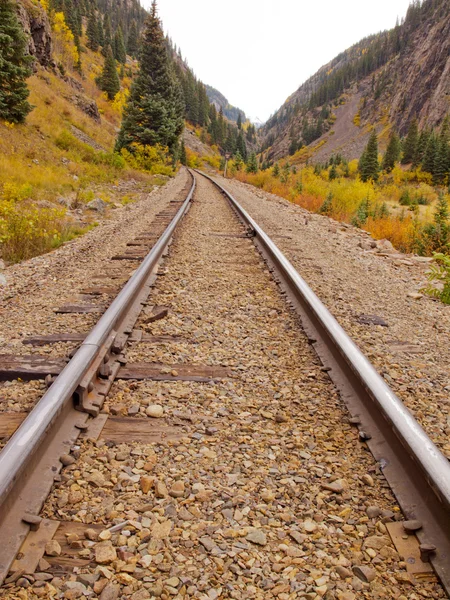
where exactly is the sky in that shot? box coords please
[143,0,413,123]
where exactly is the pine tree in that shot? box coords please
[273,163,280,178]
[115,1,184,153]
[86,11,99,51]
[0,0,33,123]
[102,14,112,54]
[113,26,126,64]
[236,130,247,161]
[422,134,438,175]
[382,131,401,172]
[127,19,139,58]
[329,163,338,180]
[237,112,242,130]
[359,130,379,182]
[180,139,187,165]
[402,118,419,164]
[96,46,120,100]
[234,151,243,171]
[246,152,258,174]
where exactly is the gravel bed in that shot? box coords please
[6,173,443,599]
[214,175,450,460]
[0,170,190,417]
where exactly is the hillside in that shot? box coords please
[261,0,450,163]
[205,85,246,124]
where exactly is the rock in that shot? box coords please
[84,528,98,541]
[336,566,352,579]
[146,404,164,418]
[57,197,72,208]
[165,577,180,588]
[407,292,424,299]
[352,565,377,583]
[0,274,7,286]
[402,519,422,533]
[363,535,390,550]
[289,530,307,544]
[45,540,61,557]
[361,473,374,486]
[366,506,381,519]
[99,583,120,600]
[140,476,153,494]
[16,0,52,67]
[151,520,172,539]
[60,454,75,466]
[302,518,317,533]
[169,480,185,498]
[246,528,267,545]
[199,536,216,552]
[155,480,168,498]
[376,239,396,253]
[87,198,108,213]
[71,96,101,123]
[87,469,106,487]
[95,542,117,564]
[130,590,150,600]
[321,479,346,493]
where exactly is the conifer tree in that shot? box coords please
[0,0,33,123]
[180,139,187,165]
[382,131,401,172]
[359,130,379,182]
[237,112,242,130]
[113,26,126,64]
[246,152,258,174]
[236,130,247,161]
[96,46,120,100]
[102,14,112,54]
[234,151,243,171]
[329,163,338,180]
[127,19,139,58]
[86,11,99,51]
[422,134,438,175]
[116,1,184,153]
[402,118,419,164]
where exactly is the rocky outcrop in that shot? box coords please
[17,0,53,68]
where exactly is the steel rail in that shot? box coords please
[197,169,450,592]
[0,171,195,579]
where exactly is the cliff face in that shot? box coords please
[261,0,450,164]
[17,0,53,68]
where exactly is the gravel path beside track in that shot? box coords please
[9,174,443,599]
[214,175,450,460]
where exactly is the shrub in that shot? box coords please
[422,253,450,304]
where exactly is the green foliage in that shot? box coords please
[422,253,450,304]
[272,163,280,178]
[402,118,419,164]
[180,139,187,166]
[96,46,120,100]
[127,20,139,58]
[113,26,126,65]
[86,11,99,52]
[329,163,338,180]
[417,193,450,254]
[116,2,184,155]
[233,151,243,171]
[0,0,33,123]
[382,132,401,172]
[359,130,379,182]
[319,192,333,215]
[246,152,258,174]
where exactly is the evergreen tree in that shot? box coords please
[272,163,280,178]
[402,118,419,164]
[329,163,338,180]
[96,46,120,100]
[236,130,247,161]
[0,0,33,123]
[127,19,139,58]
[382,131,401,172]
[97,17,105,47]
[180,139,187,165]
[237,112,242,130]
[246,152,258,174]
[359,130,379,182]
[116,1,184,153]
[422,134,438,175]
[86,11,99,51]
[233,151,243,171]
[433,139,448,186]
[102,14,112,54]
[113,26,126,64]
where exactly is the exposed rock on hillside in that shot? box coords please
[17,0,53,68]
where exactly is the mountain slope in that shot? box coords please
[205,85,246,124]
[261,0,450,163]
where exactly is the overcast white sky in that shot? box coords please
[143,0,413,122]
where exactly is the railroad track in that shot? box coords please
[0,168,449,598]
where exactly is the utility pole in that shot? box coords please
[224,152,231,178]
